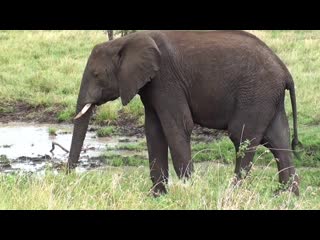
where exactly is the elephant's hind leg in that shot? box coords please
[228,112,270,182]
[229,131,263,181]
[262,110,299,196]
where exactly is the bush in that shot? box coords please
[96,126,115,137]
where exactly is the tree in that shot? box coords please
[107,30,113,41]
[118,30,137,37]
[104,30,137,40]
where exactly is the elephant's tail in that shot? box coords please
[286,78,302,159]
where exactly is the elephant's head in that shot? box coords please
[68,33,161,168]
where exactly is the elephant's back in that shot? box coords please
[155,30,290,89]
[154,30,284,66]
[158,30,285,69]
[156,30,271,51]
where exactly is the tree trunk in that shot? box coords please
[107,30,114,41]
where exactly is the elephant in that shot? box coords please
[68,30,300,196]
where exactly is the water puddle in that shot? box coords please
[0,122,144,174]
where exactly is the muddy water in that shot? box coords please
[0,122,143,174]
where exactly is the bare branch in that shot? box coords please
[50,142,69,153]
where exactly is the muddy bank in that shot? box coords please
[0,101,226,140]
[0,102,63,124]
[0,102,145,136]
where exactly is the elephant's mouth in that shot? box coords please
[74,95,119,120]
[96,95,119,106]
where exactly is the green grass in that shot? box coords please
[0,30,142,124]
[0,155,10,163]
[192,138,235,164]
[0,105,14,113]
[48,127,57,136]
[296,125,320,167]
[192,126,320,168]
[101,153,148,167]
[96,126,115,137]
[57,106,75,122]
[115,141,146,152]
[0,164,319,210]
[94,102,121,124]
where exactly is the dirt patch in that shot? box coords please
[0,101,63,124]
[111,110,145,137]
[0,102,144,135]
[192,125,227,142]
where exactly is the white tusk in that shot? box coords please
[74,103,92,120]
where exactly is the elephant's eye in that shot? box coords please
[93,71,99,77]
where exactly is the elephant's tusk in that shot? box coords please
[74,103,92,120]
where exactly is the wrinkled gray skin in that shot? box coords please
[69,30,300,196]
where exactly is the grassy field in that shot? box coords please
[0,30,144,123]
[0,164,319,210]
[0,30,319,209]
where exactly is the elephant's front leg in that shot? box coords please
[145,107,169,197]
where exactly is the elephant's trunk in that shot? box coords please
[67,101,93,170]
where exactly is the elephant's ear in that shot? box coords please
[117,34,161,106]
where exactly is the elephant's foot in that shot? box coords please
[275,174,300,197]
[291,181,300,197]
[149,183,167,198]
[231,175,244,189]
[273,185,299,197]
[288,173,300,196]
[231,170,251,188]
